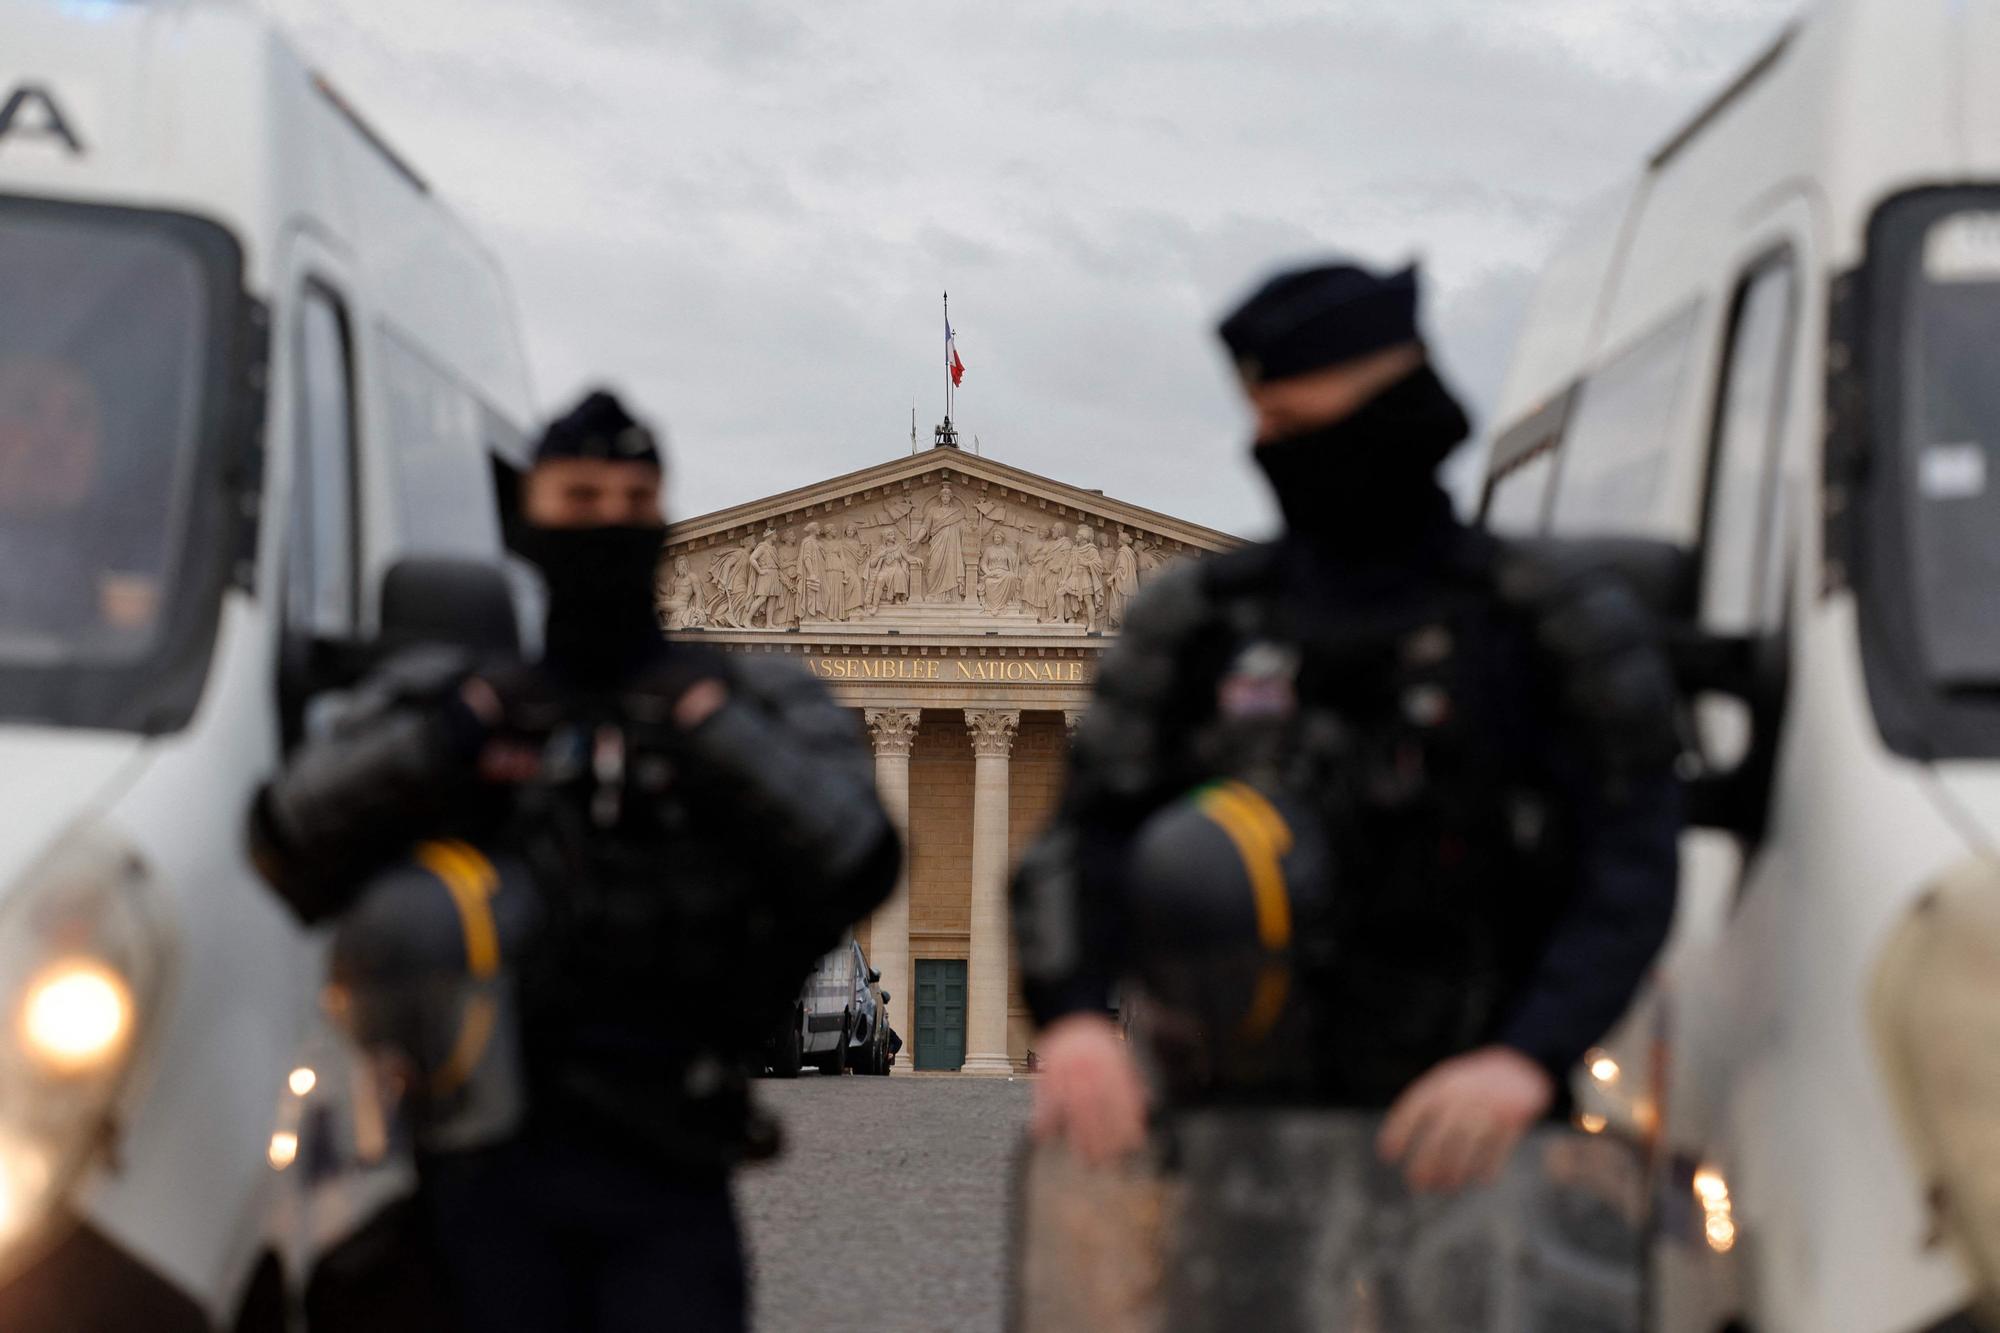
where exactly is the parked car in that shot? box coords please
[763,937,897,1077]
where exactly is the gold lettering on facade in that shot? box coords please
[809,655,1084,684]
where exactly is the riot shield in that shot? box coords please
[1012,1109,1646,1333]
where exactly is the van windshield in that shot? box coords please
[1893,211,2000,686]
[0,214,205,665]
[0,200,248,732]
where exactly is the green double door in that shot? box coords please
[913,959,967,1071]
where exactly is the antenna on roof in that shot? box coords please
[911,403,918,455]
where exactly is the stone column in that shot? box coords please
[865,708,921,1073]
[962,708,1021,1074]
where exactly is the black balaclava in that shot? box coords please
[1218,259,1468,560]
[1250,363,1469,559]
[515,390,668,689]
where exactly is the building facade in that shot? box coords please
[663,444,1238,1072]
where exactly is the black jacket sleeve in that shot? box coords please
[249,649,487,924]
[1013,562,1221,1024]
[677,657,901,964]
[1493,553,1685,1078]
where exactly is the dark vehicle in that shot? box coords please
[764,937,896,1077]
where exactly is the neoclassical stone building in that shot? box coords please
[662,440,1238,1072]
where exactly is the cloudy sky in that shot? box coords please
[260,0,1798,537]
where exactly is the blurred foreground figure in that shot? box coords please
[252,391,898,1333]
[1010,261,1683,1328]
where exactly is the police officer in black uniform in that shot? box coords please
[252,391,899,1332]
[1012,261,1682,1194]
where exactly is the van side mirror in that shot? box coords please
[1669,621,1788,840]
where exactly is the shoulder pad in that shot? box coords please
[1494,539,1684,776]
[728,652,815,702]
[1117,558,1218,647]
[1495,537,1694,625]
[1200,541,1287,598]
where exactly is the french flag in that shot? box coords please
[948,319,966,387]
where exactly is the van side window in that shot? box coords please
[286,288,359,637]
[1484,446,1560,535]
[1701,259,1798,635]
[1550,303,1706,535]
[379,328,504,556]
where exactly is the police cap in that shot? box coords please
[534,389,662,468]
[1217,260,1421,386]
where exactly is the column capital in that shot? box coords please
[1062,709,1085,741]
[865,707,922,758]
[964,708,1021,759]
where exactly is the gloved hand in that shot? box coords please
[625,647,734,731]
[454,665,551,784]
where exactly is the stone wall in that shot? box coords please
[908,709,975,960]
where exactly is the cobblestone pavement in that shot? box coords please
[738,1073,1034,1333]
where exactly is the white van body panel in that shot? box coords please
[1488,1,2000,1328]
[0,731,142,886]
[1,0,534,1318]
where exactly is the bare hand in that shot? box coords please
[1029,1014,1148,1166]
[674,678,730,729]
[1377,1046,1555,1195]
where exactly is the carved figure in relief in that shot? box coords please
[775,529,801,627]
[867,528,913,609]
[978,531,1023,616]
[798,521,831,620]
[702,537,750,628]
[1136,537,1169,585]
[727,536,756,625]
[831,521,869,619]
[745,528,782,628]
[1031,522,1068,622]
[913,482,971,602]
[1058,524,1105,627]
[661,556,704,630]
[1107,531,1141,630]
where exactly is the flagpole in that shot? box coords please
[943,290,952,427]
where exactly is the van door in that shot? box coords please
[1693,250,1800,776]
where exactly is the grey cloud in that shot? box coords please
[266,0,1797,535]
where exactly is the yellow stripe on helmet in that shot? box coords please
[415,840,502,981]
[1195,782,1298,1041]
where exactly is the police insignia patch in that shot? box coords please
[1217,641,1300,720]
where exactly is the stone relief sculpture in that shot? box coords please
[1057,524,1106,629]
[662,478,1202,634]
[866,527,913,609]
[660,555,705,630]
[832,521,869,619]
[745,527,782,629]
[978,531,1022,616]
[913,482,971,602]
[798,521,831,621]
[1029,522,1067,623]
[1107,531,1140,630]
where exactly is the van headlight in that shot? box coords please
[0,833,171,1267]
[1871,855,2000,1320]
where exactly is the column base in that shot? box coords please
[959,1053,1017,1076]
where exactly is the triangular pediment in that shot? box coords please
[660,448,1239,638]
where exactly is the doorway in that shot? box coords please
[913,959,967,1071]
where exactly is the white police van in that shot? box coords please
[0,1,533,1326]
[1484,1,2000,1328]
